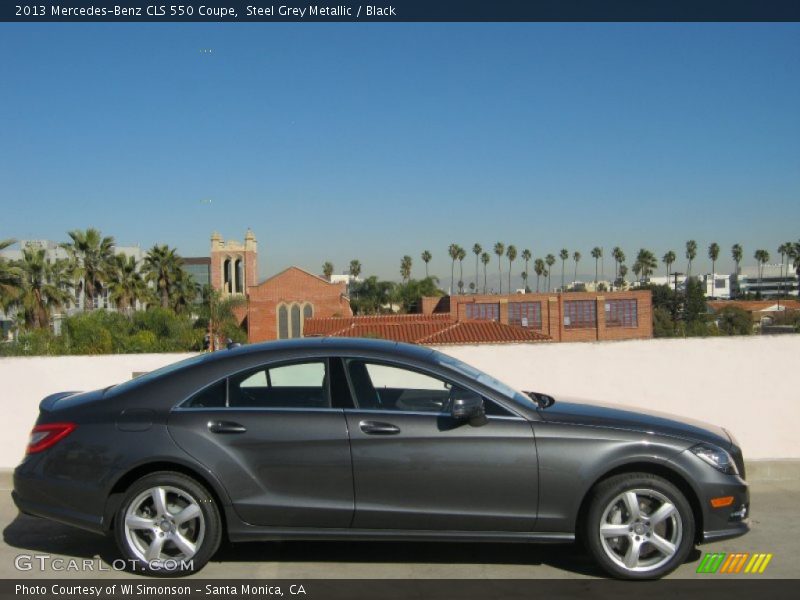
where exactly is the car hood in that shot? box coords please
[538,397,732,449]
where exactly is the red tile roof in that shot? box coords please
[708,300,800,313]
[304,313,551,345]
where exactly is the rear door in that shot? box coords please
[342,359,538,532]
[168,358,354,527]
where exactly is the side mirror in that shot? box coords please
[450,388,485,420]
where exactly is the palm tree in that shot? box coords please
[618,264,628,287]
[421,250,432,279]
[590,247,602,284]
[731,243,744,298]
[506,245,517,293]
[493,243,505,294]
[545,254,556,292]
[349,259,362,277]
[559,249,569,291]
[520,271,528,292]
[708,242,720,295]
[754,249,770,290]
[143,245,183,309]
[400,255,413,284]
[0,239,21,310]
[109,254,149,314]
[457,247,467,294]
[634,249,658,282]
[778,242,792,297]
[685,240,697,277]
[572,251,581,288]
[171,269,198,315]
[480,252,490,293]
[11,247,73,329]
[534,258,545,293]
[62,228,115,310]
[448,243,460,294]
[322,261,334,281]
[662,250,676,283]
[472,244,482,291]
[521,249,532,292]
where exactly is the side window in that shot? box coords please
[228,360,328,409]
[347,360,455,413]
[185,379,227,408]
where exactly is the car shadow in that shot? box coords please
[3,511,605,577]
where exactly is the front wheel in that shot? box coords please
[114,471,221,575]
[584,472,695,579]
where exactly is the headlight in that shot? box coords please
[691,443,739,475]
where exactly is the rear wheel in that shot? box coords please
[114,471,221,575]
[584,472,695,579]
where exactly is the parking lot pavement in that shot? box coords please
[1,475,797,580]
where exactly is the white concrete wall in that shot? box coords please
[0,336,797,468]
[436,336,800,461]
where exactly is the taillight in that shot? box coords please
[26,423,76,454]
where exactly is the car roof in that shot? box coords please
[214,337,437,363]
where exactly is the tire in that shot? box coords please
[584,472,695,580]
[114,471,222,576]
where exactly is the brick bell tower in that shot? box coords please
[210,229,259,296]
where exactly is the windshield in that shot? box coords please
[432,350,538,411]
[109,353,209,395]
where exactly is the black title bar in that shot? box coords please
[3,1,800,23]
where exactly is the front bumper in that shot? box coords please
[697,475,750,544]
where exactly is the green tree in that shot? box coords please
[62,228,115,310]
[493,242,505,294]
[350,276,396,315]
[472,244,482,292]
[480,252,490,293]
[611,247,625,283]
[448,244,460,295]
[685,240,697,277]
[521,248,532,292]
[634,248,658,282]
[559,249,569,291]
[731,243,744,298]
[199,288,246,349]
[778,242,792,297]
[545,254,556,292]
[684,277,707,325]
[400,255,413,284]
[322,261,334,280]
[0,239,21,310]
[421,250,432,278]
[754,249,770,290]
[170,268,198,315]
[11,248,73,329]
[618,264,628,288]
[506,244,517,293]
[572,251,581,288]
[457,247,467,294]
[394,276,443,313]
[716,306,753,336]
[708,242,720,296]
[108,254,149,314]
[143,244,183,309]
[534,258,545,293]
[349,259,362,279]
[662,250,676,282]
[591,247,602,284]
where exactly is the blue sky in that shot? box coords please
[1,23,798,286]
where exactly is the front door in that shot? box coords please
[168,358,353,527]
[342,359,538,532]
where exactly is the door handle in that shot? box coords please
[208,420,247,434]
[359,420,400,435]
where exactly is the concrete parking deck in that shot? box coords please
[1,471,797,579]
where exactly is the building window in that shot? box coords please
[715,279,726,289]
[290,304,301,338]
[605,299,638,328]
[465,302,500,321]
[564,300,596,329]
[278,305,289,339]
[508,302,542,328]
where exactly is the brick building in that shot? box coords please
[430,290,653,343]
[305,290,652,345]
[210,230,258,297]
[246,267,353,343]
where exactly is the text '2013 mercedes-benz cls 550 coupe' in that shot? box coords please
[13,338,749,579]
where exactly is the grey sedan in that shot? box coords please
[13,338,749,579]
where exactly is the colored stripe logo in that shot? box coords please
[697,552,773,574]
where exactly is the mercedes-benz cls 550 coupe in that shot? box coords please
[13,338,749,579]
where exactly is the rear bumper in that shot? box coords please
[13,464,106,535]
